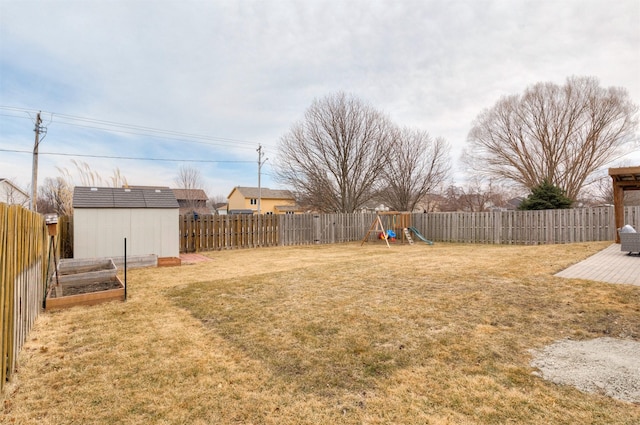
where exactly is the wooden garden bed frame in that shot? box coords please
[45,276,124,310]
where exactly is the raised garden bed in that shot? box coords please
[46,276,124,310]
[57,258,117,282]
[46,258,125,310]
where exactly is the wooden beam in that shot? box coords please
[612,178,625,243]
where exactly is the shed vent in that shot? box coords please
[90,187,98,191]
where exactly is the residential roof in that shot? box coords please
[73,186,179,208]
[172,188,209,201]
[228,186,294,200]
[0,178,29,197]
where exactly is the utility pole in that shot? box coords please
[31,112,43,211]
[256,144,268,214]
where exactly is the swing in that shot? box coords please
[362,212,400,247]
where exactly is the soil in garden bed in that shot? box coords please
[49,280,123,298]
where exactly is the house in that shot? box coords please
[72,186,179,259]
[213,202,228,215]
[171,188,211,216]
[0,178,29,206]
[227,186,299,214]
[505,197,524,210]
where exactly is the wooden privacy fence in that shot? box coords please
[0,204,49,392]
[180,214,279,252]
[279,213,377,245]
[180,213,378,252]
[180,206,640,252]
[414,206,638,244]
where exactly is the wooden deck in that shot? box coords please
[555,244,640,286]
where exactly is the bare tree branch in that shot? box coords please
[37,177,73,215]
[380,128,451,211]
[174,164,207,211]
[275,92,394,212]
[465,76,638,201]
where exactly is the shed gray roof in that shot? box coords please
[73,186,179,208]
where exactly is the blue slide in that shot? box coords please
[408,227,434,245]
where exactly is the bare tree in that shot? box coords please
[439,177,515,212]
[37,177,73,215]
[174,164,207,211]
[465,76,638,201]
[579,171,640,207]
[174,164,204,190]
[209,194,227,205]
[275,92,394,213]
[379,127,450,211]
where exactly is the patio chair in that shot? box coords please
[620,232,640,255]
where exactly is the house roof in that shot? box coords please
[172,188,208,201]
[0,178,29,197]
[228,186,294,200]
[73,186,179,208]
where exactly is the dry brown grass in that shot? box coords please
[2,242,639,424]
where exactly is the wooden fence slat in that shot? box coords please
[1,204,49,393]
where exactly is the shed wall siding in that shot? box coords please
[74,208,178,259]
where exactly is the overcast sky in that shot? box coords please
[1,0,639,199]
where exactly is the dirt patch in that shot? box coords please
[531,337,640,404]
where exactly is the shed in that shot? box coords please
[72,186,179,259]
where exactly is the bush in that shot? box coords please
[519,179,573,210]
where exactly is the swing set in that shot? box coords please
[360,211,434,248]
[360,212,409,247]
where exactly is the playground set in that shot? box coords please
[360,211,433,248]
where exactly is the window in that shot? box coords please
[250,198,257,205]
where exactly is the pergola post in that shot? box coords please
[608,166,640,243]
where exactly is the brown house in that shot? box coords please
[172,188,210,215]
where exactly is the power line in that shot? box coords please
[0,148,254,163]
[52,112,258,145]
[0,106,265,149]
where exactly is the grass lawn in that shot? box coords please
[3,241,639,424]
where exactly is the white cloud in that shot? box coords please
[1,0,638,195]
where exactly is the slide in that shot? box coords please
[408,227,434,245]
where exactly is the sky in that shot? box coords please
[1,0,639,200]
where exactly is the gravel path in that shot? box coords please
[530,337,640,404]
